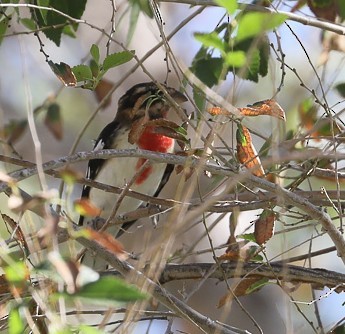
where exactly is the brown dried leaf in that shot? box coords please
[239,100,285,120]
[94,78,114,108]
[128,116,148,145]
[48,61,77,87]
[0,275,10,295]
[236,124,265,177]
[307,0,337,22]
[74,198,102,217]
[2,214,28,253]
[44,103,63,140]
[254,209,275,245]
[84,228,128,261]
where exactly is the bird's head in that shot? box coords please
[116,82,187,123]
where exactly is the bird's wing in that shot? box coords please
[78,120,120,225]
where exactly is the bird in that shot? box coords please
[78,82,187,269]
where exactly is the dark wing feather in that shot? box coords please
[78,121,120,225]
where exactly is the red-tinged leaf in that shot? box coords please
[254,209,275,245]
[74,198,102,217]
[217,277,264,307]
[207,106,231,116]
[44,103,63,140]
[48,61,77,87]
[94,78,114,108]
[307,0,337,22]
[298,98,317,130]
[236,124,265,177]
[84,228,128,261]
[0,119,27,143]
[239,100,285,120]
[1,214,28,254]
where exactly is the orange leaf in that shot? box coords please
[207,107,231,116]
[94,78,114,108]
[74,198,101,217]
[84,228,128,261]
[254,209,275,245]
[236,124,265,177]
[239,100,285,120]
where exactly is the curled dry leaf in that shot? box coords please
[74,198,102,217]
[48,252,80,294]
[1,214,28,254]
[48,61,77,87]
[84,227,128,261]
[128,116,149,145]
[217,277,263,308]
[94,78,114,108]
[236,124,265,177]
[254,209,275,245]
[239,99,286,120]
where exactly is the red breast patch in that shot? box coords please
[135,126,173,185]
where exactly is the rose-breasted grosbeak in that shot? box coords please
[79,82,187,268]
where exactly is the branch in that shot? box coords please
[159,263,345,292]
[77,236,247,334]
[158,0,345,35]
[1,149,345,263]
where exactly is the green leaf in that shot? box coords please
[236,124,247,145]
[62,25,76,38]
[236,12,287,42]
[214,0,238,14]
[237,233,256,242]
[102,51,134,71]
[72,65,93,82]
[128,3,140,45]
[20,18,36,30]
[224,50,246,67]
[90,44,100,64]
[4,261,28,285]
[36,0,50,24]
[335,82,345,98]
[56,277,147,306]
[191,56,225,87]
[129,0,153,18]
[194,32,225,52]
[9,307,24,334]
[78,325,106,334]
[0,16,10,45]
[245,278,270,295]
[33,0,87,46]
[339,1,345,21]
[45,103,63,140]
[192,85,206,112]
